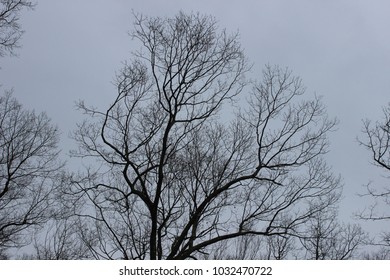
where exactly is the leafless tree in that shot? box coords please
[224,233,295,260]
[0,92,61,253]
[358,104,390,250]
[202,235,267,260]
[0,247,7,259]
[68,12,341,260]
[0,0,34,57]
[299,208,367,260]
[361,105,390,175]
[362,246,390,260]
[28,217,93,260]
[209,209,366,260]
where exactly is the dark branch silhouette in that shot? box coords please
[0,0,35,57]
[0,92,61,252]
[64,12,343,260]
[359,104,390,251]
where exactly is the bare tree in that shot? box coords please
[299,208,367,260]
[68,12,341,260]
[0,0,34,57]
[359,104,390,250]
[0,247,7,259]
[361,105,390,175]
[29,217,93,260]
[222,233,296,260]
[201,235,268,260]
[211,209,367,260]
[0,92,61,253]
[362,246,390,260]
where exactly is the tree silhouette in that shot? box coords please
[0,0,35,57]
[359,104,390,251]
[0,93,61,252]
[66,12,341,260]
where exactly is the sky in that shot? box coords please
[1,0,390,237]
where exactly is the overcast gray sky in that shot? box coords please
[1,0,390,235]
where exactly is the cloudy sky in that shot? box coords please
[1,0,390,235]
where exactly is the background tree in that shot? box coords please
[29,216,93,260]
[359,104,390,251]
[196,234,291,260]
[202,208,366,260]
[299,208,367,260]
[0,0,34,57]
[0,92,61,254]
[68,12,341,260]
[362,246,390,260]
[0,1,41,259]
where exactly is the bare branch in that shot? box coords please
[0,92,62,251]
[68,12,341,260]
[0,0,35,57]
